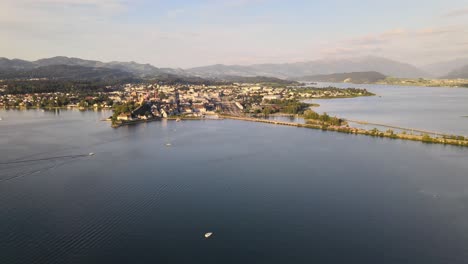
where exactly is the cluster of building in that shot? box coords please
[1,82,371,119]
[0,92,113,108]
[116,83,372,118]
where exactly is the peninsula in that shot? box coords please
[101,81,468,147]
[106,82,373,127]
[1,69,467,147]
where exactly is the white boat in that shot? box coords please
[204,232,213,238]
[165,143,172,147]
[89,152,95,156]
[176,118,181,122]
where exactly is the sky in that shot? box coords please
[1,0,468,68]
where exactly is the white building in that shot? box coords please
[263,95,282,100]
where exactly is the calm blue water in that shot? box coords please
[306,83,468,136]
[1,108,468,264]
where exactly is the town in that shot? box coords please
[0,81,374,125]
[3,80,467,147]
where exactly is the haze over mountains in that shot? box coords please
[1,55,468,81]
[422,58,468,78]
[188,56,428,79]
[443,65,468,79]
[0,56,207,83]
[298,72,387,83]
[0,56,182,78]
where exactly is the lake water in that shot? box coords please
[306,83,468,136]
[1,108,468,264]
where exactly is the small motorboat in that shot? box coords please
[89,152,95,156]
[176,118,181,122]
[165,143,172,147]
[204,232,213,238]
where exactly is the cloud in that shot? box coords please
[1,0,468,67]
[37,0,127,10]
[381,29,407,38]
[317,25,468,64]
[166,8,185,18]
[417,28,458,36]
[0,0,128,34]
[342,26,464,47]
[221,0,267,8]
[342,29,407,47]
[0,0,128,20]
[443,7,468,17]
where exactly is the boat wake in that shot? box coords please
[0,153,94,182]
[0,153,93,165]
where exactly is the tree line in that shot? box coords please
[303,110,344,126]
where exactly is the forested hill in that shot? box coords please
[0,56,193,83]
[0,65,134,80]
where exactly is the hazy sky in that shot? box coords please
[1,0,468,68]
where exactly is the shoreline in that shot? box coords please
[110,115,223,128]
[3,107,467,147]
[312,81,468,89]
[220,115,468,147]
[345,119,450,137]
[111,117,161,128]
[1,106,111,111]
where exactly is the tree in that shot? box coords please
[159,92,167,100]
[320,113,331,122]
[422,134,434,143]
[262,106,273,115]
[303,110,320,120]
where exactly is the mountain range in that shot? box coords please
[0,56,181,78]
[1,55,468,81]
[422,58,468,77]
[297,71,387,83]
[443,64,468,79]
[188,56,428,79]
